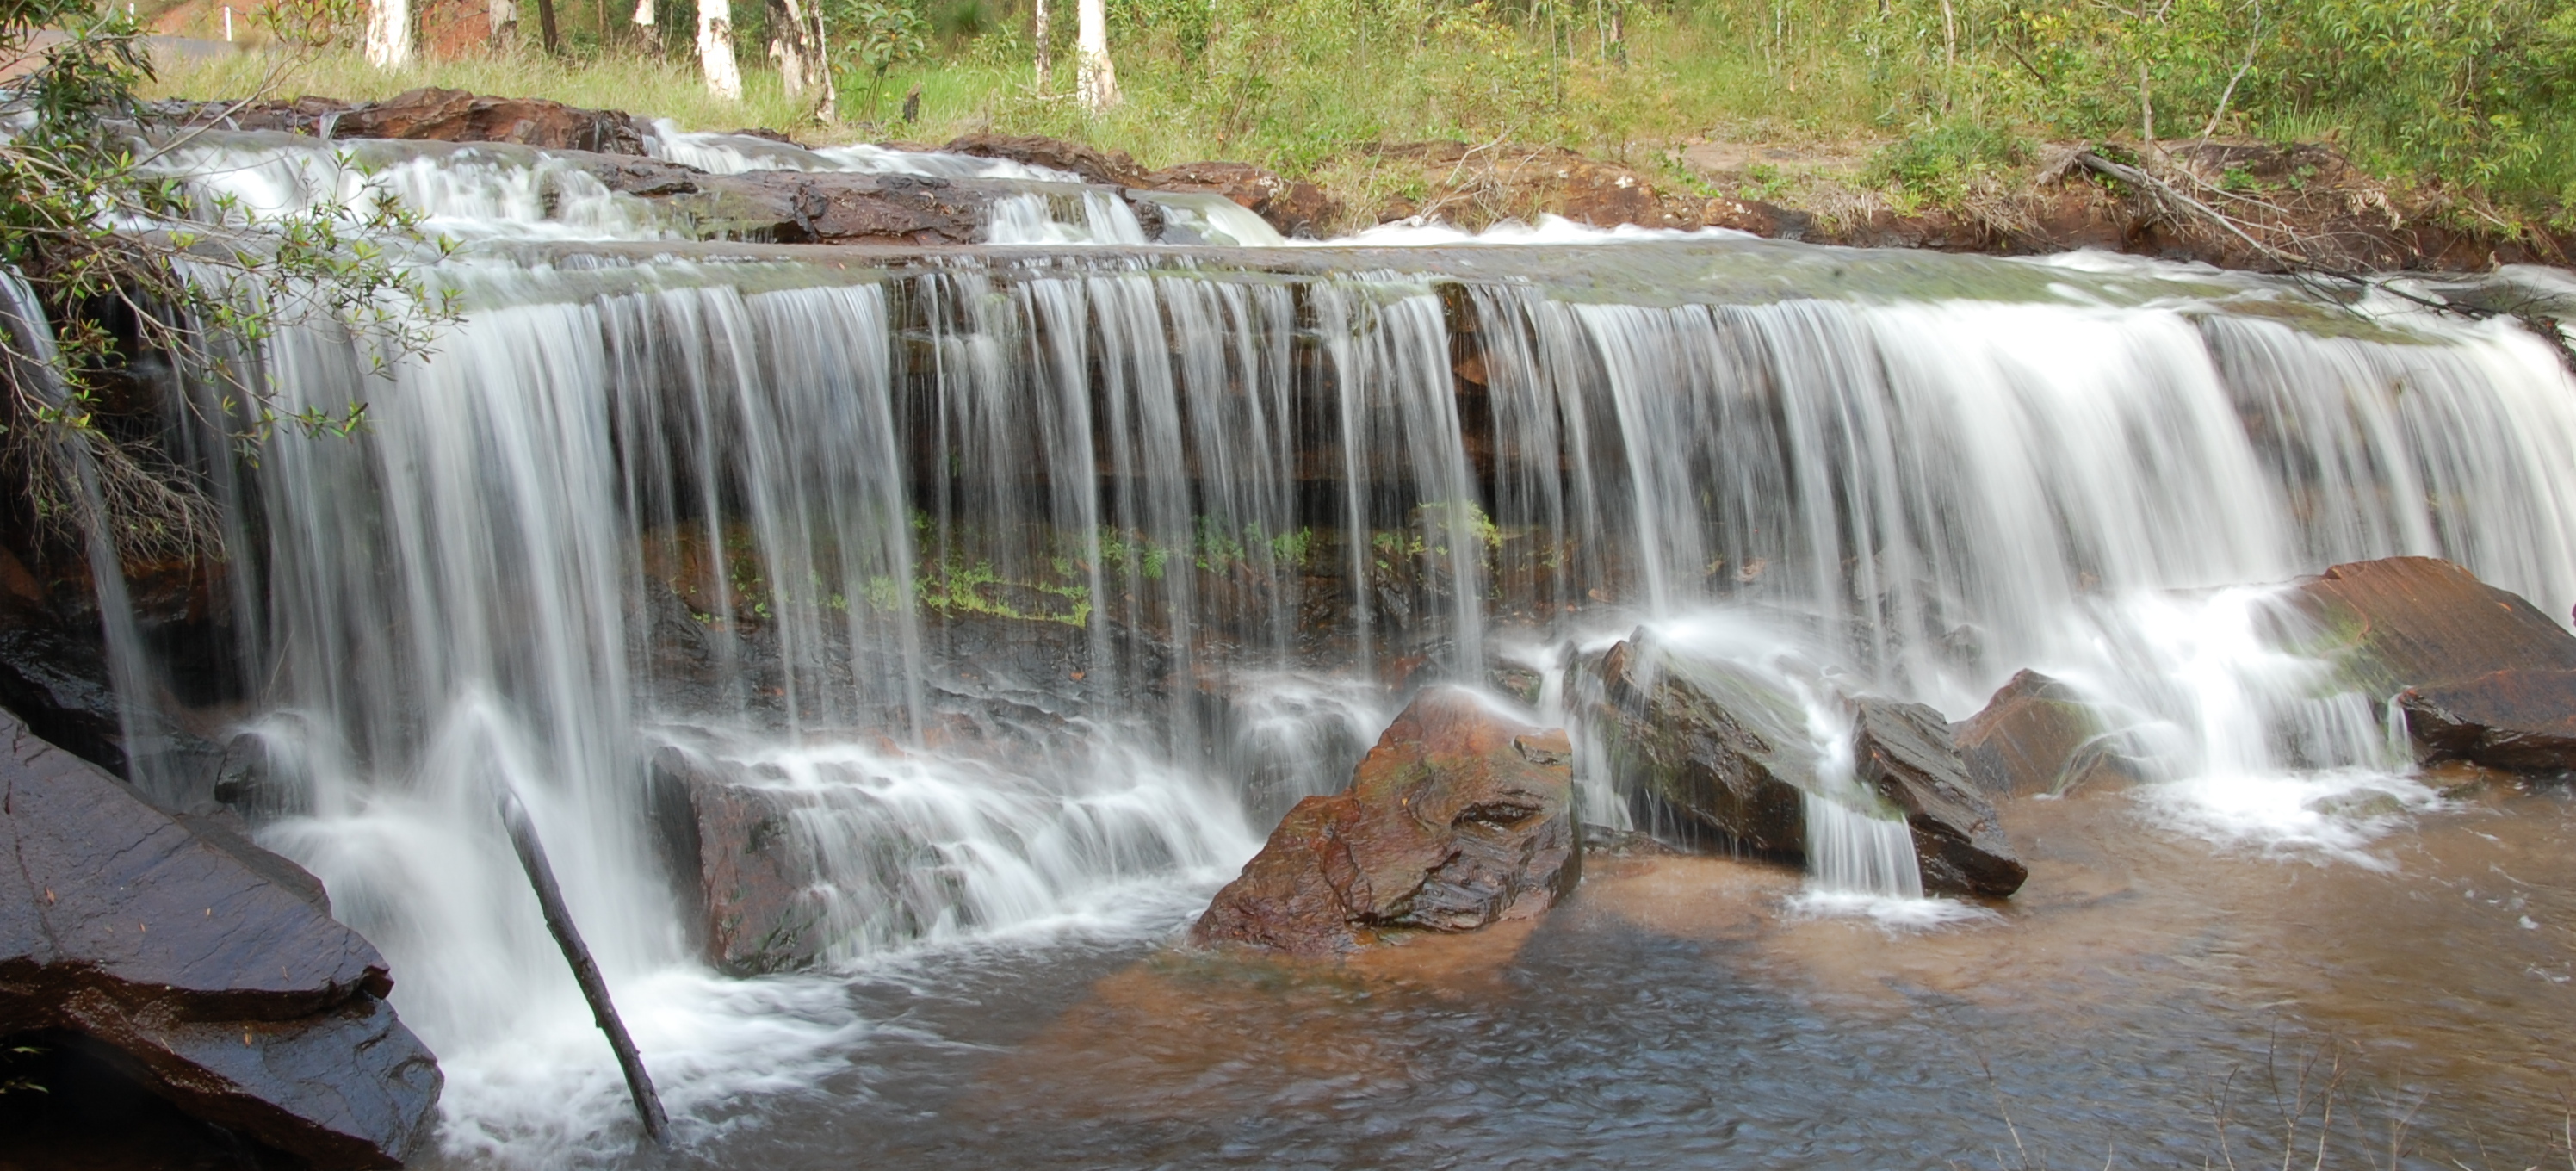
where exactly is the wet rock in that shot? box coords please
[2286,556,2576,699]
[1141,160,1340,238]
[584,160,992,245]
[1191,687,1578,956]
[1585,634,1812,855]
[942,132,1146,188]
[1849,698,2028,897]
[1,709,440,1168]
[331,87,648,154]
[1954,669,2140,796]
[2399,668,2576,774]
[648,746,827,975]
[0,620,123,773]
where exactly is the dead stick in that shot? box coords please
[498,789,672,1147]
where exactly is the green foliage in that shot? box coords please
[1,3,455,556]
[833,0,931,119]
[134,0,2576,222]
[1872,116,2024,202]
[251,0,368,50]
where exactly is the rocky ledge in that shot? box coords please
[0,707,440,1168]
[164,86,2571,276]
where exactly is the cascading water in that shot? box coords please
[80,133,2576,1159]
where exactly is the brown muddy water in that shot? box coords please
[426,776,2575,1171]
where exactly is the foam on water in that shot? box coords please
[643,120,1083,182]
[1310,213,1753,247]
[430,968,868,1165]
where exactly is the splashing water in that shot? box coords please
[62,133,2576,1159]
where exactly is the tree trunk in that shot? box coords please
[697,0,742,100]
[1033,0,1050,90]
[1075,0,1116,109]
[363,0,412,65]
[536,0,560,52]
[633,0,654,28]
[488,0,519,45]
[765,0,837,120]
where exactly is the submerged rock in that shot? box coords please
[1850,699,2028,897]
[0,709,440,1168]
[1585,634,1812,855]
[1191,687,1578,957]
[1954,669,2141,796]
[2399,669,2576,774]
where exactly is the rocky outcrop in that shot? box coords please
[1357,140,1709,230]
[647,746,827,976]
[1141,160,1340,238]
[1,709,440,1168]
[1585,635,1812,855]
[1191,687,1579,956]
[942,132,1147,188]
[211,86,651,154]
[2276,556,2576,775]
[1588,635,2024,896]
[1850,699,2027,897]
[2398,668,2576,773]
[2286,556,2576,697]
[1954,669,2140,796]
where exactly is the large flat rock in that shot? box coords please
[1,709,440,1168]
[2285,556,2576,775]
[2286,556,2576,697]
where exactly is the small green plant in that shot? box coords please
[1873,118,2027,205]
[251,0,367,50]
[834,0,931,121]
[1738,161,1793,201]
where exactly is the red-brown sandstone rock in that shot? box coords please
[1190,687,1578,957]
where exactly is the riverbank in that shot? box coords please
[140,73,2576,276]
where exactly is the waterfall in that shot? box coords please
[71,133,2576,1150]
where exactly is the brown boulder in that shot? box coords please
[1190,688,1578,957]
[648,747,828,975]
[331,86,648,154]
[1,709,440,1168]
[941,132,1147,188]
[1850,699,2027,897]
[1142,160,1341,238]
[1954,669,2140,796]
[2399,669,2576,773]
[2286,556,2576,699]
[1585,634,1811,854]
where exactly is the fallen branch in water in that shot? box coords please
[498,789,672,1148]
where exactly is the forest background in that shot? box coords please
[129,0,2576,230]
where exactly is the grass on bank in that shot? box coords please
[137,0,2576,229]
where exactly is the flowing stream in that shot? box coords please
[78,133,2576,1167]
